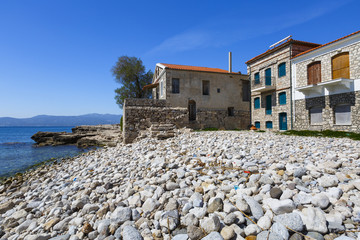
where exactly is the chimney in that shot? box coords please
[228,52,232,73]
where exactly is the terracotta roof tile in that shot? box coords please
[160,63,239,74]
[293,30,360,59]
[245,39,320,64]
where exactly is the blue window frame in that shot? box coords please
[254,97,260,109]
[266,95,272,115]
[254,72,260,84]
[278,62,286,77]
[279,92,286,105]
[266,121,273,129]
[255,121,260,129]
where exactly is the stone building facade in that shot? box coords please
[145,63,251,129]
[246,39,320,131]
[123,63,251,143]
[292,30,360,132]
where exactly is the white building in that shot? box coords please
[291,30,360,132]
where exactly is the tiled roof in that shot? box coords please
[293,30,360,59]
[245,39,320,65]
[160,63,239,74]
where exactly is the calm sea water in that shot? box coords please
[0,126,89,177]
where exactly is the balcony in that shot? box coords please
[295,78,354,96]
[251,76,276,93]
[317,78,353,92]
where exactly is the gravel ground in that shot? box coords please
[1,130,360,240]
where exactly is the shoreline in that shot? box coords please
[1,131,360,239]
[0,146,100,186]
[0,142,97,181]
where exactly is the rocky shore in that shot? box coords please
[1,130,360,240]
[31,125,121,148]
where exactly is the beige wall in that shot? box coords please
[154,69,250,112]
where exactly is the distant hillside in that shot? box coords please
[0,114,122,126]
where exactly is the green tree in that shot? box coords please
[111,56,153,108]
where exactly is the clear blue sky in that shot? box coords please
[0,0,358,118]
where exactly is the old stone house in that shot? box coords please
[143,63,251,130]
[292,30,360,132]
[246,38,320,131]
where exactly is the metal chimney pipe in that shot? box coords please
[228,52,232,73]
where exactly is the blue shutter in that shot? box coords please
[278,63,286,77]
[265,68,272,85]
[266,95,272,115]
[255,122,260,129]
[266,121,273,129]
[254,97,260,109]
[279,92,286,105]
[254,73,260,84]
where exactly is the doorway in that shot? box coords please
[279,112,287,130]
[188,100,196,121]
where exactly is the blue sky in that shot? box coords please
[0,0,358,118]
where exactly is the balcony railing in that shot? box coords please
[251,76,276,92]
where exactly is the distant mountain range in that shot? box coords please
[0,114,122,126]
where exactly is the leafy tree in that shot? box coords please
[111,56,153,108]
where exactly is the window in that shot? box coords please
[255,121,260,129]
[335,104,351,125]
[332,52,350,79]
[279,92,286,105]
[266,95,272,115]
[310,107,323,125]
[242,81,250,102]
[308,61,321,85]
[160,81,163,97]
[217,88,220,93]
[254,97,260,109]
[254,72,260,84]
[278,62,286,77]
[265,68,272,85]
[266,121,273,129]
[172,78,180,94]
[228,107,234,117]
[202,80,210,95]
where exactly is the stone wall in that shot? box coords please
[123,98,251,143]
[295,41,360,88]
[195,109,250,130]
[294,91,360,132]
[251,88,291,131]
[123,99,188,143]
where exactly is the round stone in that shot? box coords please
[220,226,235,240]
[270,187,283,199]
[207,198,224,213]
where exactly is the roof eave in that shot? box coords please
[245,39,320,65]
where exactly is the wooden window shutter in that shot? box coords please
[307,61,321,85]
[332,52,350,79]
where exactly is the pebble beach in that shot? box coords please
[1,130,360,240]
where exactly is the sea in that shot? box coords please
[0,126,91,178]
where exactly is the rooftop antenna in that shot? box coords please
[269,35,292,49]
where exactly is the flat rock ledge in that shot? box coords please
[2,130,360,240]
[31,124,122,147]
